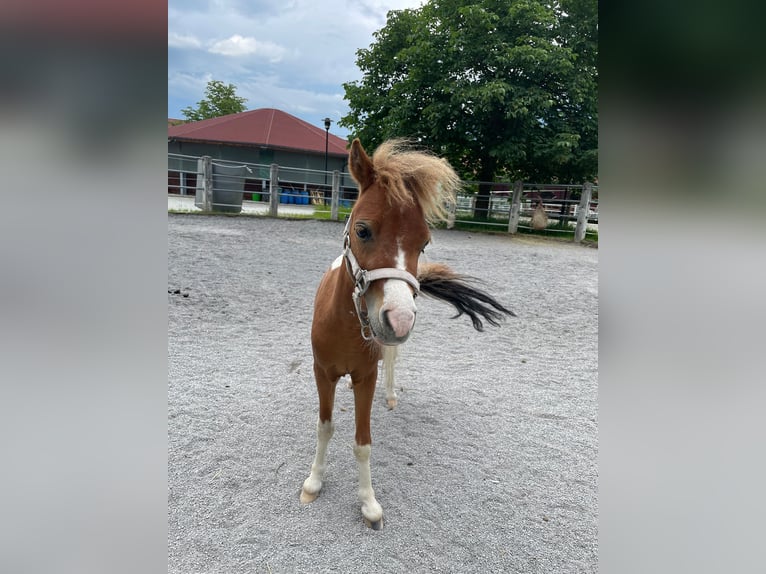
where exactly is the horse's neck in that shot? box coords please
[312,262,379,376]
[315,263,360,331]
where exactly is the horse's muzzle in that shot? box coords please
[372,305,416,345]
[382,307,415,339]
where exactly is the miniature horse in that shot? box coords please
[300,139,514,529]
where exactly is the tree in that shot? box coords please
[340,0,597,218]
[181,80,248,121]
[533,0,598,183]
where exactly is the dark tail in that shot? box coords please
[417,262,516,331]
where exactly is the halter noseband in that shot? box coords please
[342,217,420,341]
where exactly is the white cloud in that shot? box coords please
[168,72,213,99]
[208,35,287,62]
[168,0,425,136]
[168,32,202,49]
[168,32,202,50]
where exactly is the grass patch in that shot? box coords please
[312,205,353,220]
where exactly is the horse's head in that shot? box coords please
[345,139,459,346]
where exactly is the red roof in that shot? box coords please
[167,108,349,156]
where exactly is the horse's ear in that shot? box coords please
[349,138,375,191]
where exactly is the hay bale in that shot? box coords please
[531,203,549,230]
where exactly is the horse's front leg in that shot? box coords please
[352,372,384,529]
[382,345,398,409]
[300,365,337,504]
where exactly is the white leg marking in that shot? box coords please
[354,444,383,524]
[301,419,335,502]
[382,345,398,409]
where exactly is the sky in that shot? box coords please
[168,0,425,139]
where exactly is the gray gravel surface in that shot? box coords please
[168,214,598,573]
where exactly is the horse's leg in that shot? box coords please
[382,345,398,409]
[300,365,337,504]
[352,374,384,529]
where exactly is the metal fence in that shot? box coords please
[456,181,599,231]
[168,153,598,241]
[167,153,358,208]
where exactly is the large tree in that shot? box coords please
[341,0,597,218]
[181,80,248,122]
[533,0,598,183]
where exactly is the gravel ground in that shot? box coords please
[168,213,598,573]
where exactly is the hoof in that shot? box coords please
[364,517,384,530]
[299,489,319,504]
[386,398,397,410]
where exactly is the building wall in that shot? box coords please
[168,139,355,200]
[168,140,347,173]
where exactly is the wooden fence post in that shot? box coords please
[330,170,341,221]
[269,163,279,217]
[574,182,593,243]
[508,180,523,234]
[195,156,212,211]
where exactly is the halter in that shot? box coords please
[342,217,421,341]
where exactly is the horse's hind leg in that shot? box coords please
[300,366,337,504]
[382,345,398,409]
[352,373,384,529]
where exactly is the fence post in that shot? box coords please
[195,156,212,211]
[330,170,341,221]
[447,192,456,229]
[508,180,523,234]
[269,163,279,217]
[574,182,592,243]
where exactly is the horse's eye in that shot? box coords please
[355,224,371,241]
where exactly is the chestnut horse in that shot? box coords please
[300,139,514,529]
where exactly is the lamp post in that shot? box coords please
[322,117,332,190]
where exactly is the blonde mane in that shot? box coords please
[370,140,461,224]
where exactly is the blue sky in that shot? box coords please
[168,0,424,139]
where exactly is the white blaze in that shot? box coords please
[382,246,416,312]
[379,244,417,338]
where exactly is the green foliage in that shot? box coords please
[181,80,248,121]
[341,0,597,186]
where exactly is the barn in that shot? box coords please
[167,108,351,202]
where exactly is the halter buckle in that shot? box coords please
[354,269,370,297]
[360,323,374,341]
